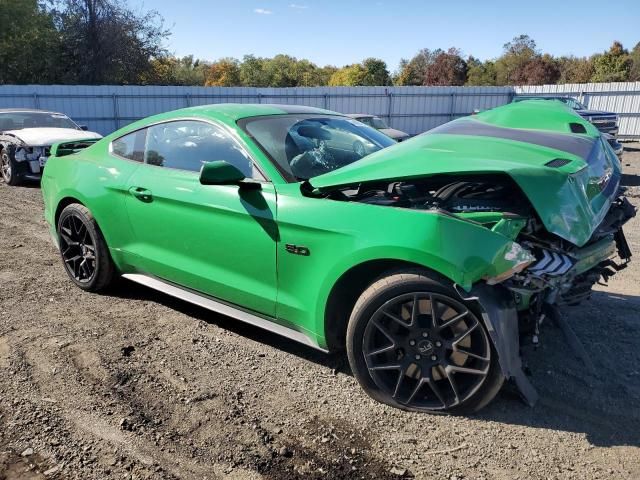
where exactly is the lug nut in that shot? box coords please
[435,341,442,347]
[409,340,416,346]
[430,355,437,361]
[422,332,429,338]
[415,354,421,360]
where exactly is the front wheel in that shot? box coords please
[57,204,115,292]
[346,270,504,414]
[1,147,21,186]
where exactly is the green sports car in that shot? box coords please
[41,101,634,414]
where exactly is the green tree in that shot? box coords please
[361,58,391,85]
[328,64,366,86]
[239,54,270,87]
[465,57,497,86]
[0,0,61,84]
[630,42,640,81]
[52,0,169,84]
[591,41,632,82]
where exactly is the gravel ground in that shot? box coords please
[1,144,639,480]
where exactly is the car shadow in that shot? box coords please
[622,145,640,152]
[109,280,640,448]
[621,173,640,186]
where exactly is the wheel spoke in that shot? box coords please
[453,346,490,362]
[426,377,447,408]
[382,310,409,328]
[392,367,407,398]
[430,295,439,328]
[443,367,461,405]
[371,318,398,346]
[438,310,469,331]
[406,378,425,404]
[451,321,479,346]
[368,362,402,372]
[447,364,488,376]
[410,295,419,326]
[365,344,396,357]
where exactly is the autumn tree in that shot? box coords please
[557,56,594,84]
[424,48,467,85]
[205,58,241,86]
[495,35,538,85]
[630,42,640,81]
[394,49,440,85]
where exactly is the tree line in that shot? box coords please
[2,1,639,87]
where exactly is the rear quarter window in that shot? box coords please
[111,129,146,162]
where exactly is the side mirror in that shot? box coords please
[79,125,89,131]
[199,161,260,190]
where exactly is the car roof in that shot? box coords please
[110,103,341,138]
[0,108,67,115]
[346,114,375,118]
[184,103,335,121]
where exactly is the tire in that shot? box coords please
[346,269,504,414]
[57,203,115,292]
[1,147,22,186]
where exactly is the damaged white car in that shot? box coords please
[0,109,101,186]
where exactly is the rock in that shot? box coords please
[21,447,34,456]
[44,465,61,476]
[390,467,408,476]
[278,446,292,457]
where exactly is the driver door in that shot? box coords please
[122,120,278,317]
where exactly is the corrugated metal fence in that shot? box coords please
[0,82,639,139]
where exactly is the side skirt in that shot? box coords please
[121,273,328,353]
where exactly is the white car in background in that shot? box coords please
[0,109,102,186]
[346,114,410,141]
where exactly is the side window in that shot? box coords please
[111,129,146,162]
[144,120,263,179]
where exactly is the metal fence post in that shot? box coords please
[185,93,192,107]
[449,92,456,120]
[257,93,262,104]
[387,91,393,125]
[324,93,329,109]
[33,93,40,109]
[112,94,119,131]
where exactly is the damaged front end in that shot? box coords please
[313,168,635,405]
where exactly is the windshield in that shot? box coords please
[0,111,80,131]
[241,114,396,181]
[558,98,587,110]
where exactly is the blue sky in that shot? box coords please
[131,0,639,72]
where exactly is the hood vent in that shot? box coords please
[569,123,587,134]
[545,158,571,168]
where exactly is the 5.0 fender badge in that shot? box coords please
[285,244,310,256]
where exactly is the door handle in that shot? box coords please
[129,186,153,202]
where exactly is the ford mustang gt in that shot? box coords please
[41,102,634,414]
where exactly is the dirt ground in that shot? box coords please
[1,144,639,480]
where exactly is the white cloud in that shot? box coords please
[289,3,308,8]
[254,8,273,14]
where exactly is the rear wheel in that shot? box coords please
[346,270,504,414]
[57,204,115,292]
[0,147,21,186]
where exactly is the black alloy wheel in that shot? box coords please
[347,270,504,414]
[57,204,115,292]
